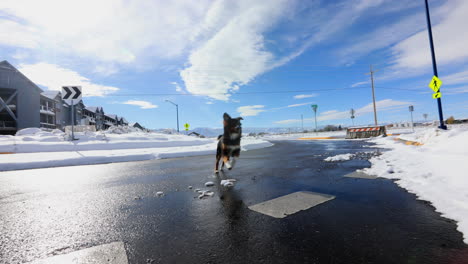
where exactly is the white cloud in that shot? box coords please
[180,1,289,101]
[390,0,468,72]
[237,105,265,117]
[18,63,119,97]
[179,0,397,101]
[206,101,214,105]
[293,94,318,99]
[93,64,119,76]
[0,0,213,64]
[122,100,157,109]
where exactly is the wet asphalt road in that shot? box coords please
[1,140,467,264]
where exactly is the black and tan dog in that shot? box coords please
[215,113,243,172]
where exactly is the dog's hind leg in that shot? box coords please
[215,155,221,172]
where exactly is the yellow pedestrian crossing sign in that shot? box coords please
[428,76,442,93]
[432,92,442,99]
[184,123,190,131]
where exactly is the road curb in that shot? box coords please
[393,138,423,146]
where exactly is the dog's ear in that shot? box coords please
[223,113,231,121]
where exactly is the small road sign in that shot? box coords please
[311,104,318,113]
[184,123,190,131]
[432,92,442,99]
[428,76,442,93]
[62,86,82,105]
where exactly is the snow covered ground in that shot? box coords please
[361,124,468,243]
[0,128,273,171]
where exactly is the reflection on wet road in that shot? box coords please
[1,140,467,263]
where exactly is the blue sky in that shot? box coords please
[1,0,467,129]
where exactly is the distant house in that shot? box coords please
[130,122,144,130]
[103,114,118,129]
[119,117,129,126]
[0,60,43,134]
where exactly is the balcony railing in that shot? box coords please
[0,120,16,128]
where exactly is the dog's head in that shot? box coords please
[223,113,243,134]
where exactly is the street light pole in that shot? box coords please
[165,100,179,133]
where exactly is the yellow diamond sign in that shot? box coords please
[432,92,442,99]
[428,76,442,92]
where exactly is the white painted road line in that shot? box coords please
[248,191,335,218]
[27,241,128,264]
[344,171,377,179]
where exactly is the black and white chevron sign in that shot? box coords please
[62,86,82,105]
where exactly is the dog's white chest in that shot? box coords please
[230,133,240,140]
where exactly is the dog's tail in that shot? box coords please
[217,135,223,140]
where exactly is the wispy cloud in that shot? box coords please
[18,63,119,97]
[293,94,318,99]
[122,100,158,109]
[351,81,369,87]
[237,105,265,117]
[287,102,313,108]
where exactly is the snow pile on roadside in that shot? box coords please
[0,129,273,171]
[0,128,213,153]
[324,153,354,162]
[364,126,468,243]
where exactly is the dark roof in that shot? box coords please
[41,90,60,100]
[0,60,44,93]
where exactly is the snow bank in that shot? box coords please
[0,131,273,171]
[364,125,468,243]
[0,128,213,153]
[324,153,354,162]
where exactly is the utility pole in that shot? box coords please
[365,65,379,126]
[424,0,447,130]
[350,108,355,126]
